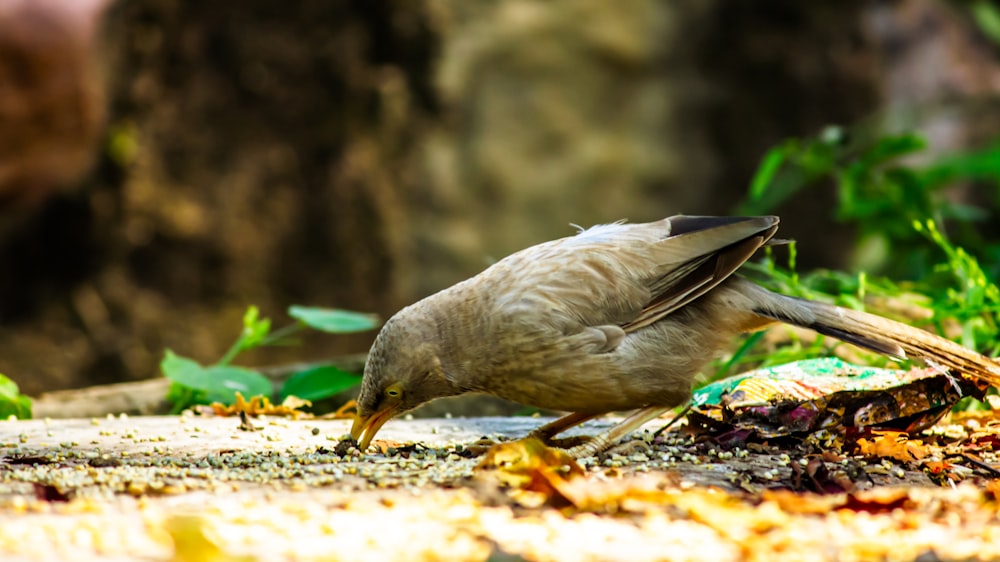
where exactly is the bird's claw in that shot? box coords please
[566,436,609,459]
[544,434,595,450]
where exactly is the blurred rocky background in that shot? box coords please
[1,0,999,396]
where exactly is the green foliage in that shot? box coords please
[742,127,1000,280]
[0,374,31,419]
[971,0,1000,45]
[216,306,274,366]
[288,306,380,334]
[162,305,379,412]
[162,350,272,406]
[914,220,1000,356]
[715,124,1000,385]
[279,365,362,402]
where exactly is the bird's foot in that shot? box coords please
[564,405,672,459]
[566,435,611,459]
[544,434,594,450]
[526,412,598,444]
[563,435,650,459]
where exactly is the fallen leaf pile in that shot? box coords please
[3,412,1000,560]
[202,394,359,420]
[203,393,314,419]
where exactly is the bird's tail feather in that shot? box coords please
[741,281,1000,387]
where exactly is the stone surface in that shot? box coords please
[0,414,996,561]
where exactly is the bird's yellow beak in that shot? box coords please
[350,407,397,452]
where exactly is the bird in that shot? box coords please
[351,215,1000,457]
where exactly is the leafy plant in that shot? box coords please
[0,374,31,419]
[278,365,363,402]
[913,219,1000,357]
[709,124,1000,384]
[162,305,379,413]
[741,127,1000,280]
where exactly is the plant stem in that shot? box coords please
[261,323,304,346]
[217,339,244,367]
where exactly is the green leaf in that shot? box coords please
[198,366,273,403]
[0,374,21,400]
[972,0,1000,45]
[165,381,206,413]
[280,365,362,402]
[288,306,380,333]
[748,146,787,200]
[860,133,926,166]
[239,306,272,350]
[161,349,206,384]
[0,395,31,420]
[921,143,1000,187]
[161,350,273,404]
[0,374,31,419]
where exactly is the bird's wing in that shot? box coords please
[489,215,779,336]
[622,215,779,332]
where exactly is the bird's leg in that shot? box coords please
[566,406,671,458]
[527,411,598,443]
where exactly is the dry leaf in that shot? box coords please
[208,392,312,419]
[761,489,843,515]
[323,399,358,420]
[551,474,676,512]
[477,439,687,513]
[842,488,912,513]
[984,479,1000,501]
[476,438,584,504]
[856,431,930,462]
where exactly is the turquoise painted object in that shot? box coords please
[694,357,923,406]
[690,357,986,436]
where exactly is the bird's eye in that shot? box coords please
[385,385,402,398]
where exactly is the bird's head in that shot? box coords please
[350,312,461,451]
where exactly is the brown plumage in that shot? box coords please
[351,215,1000,456]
